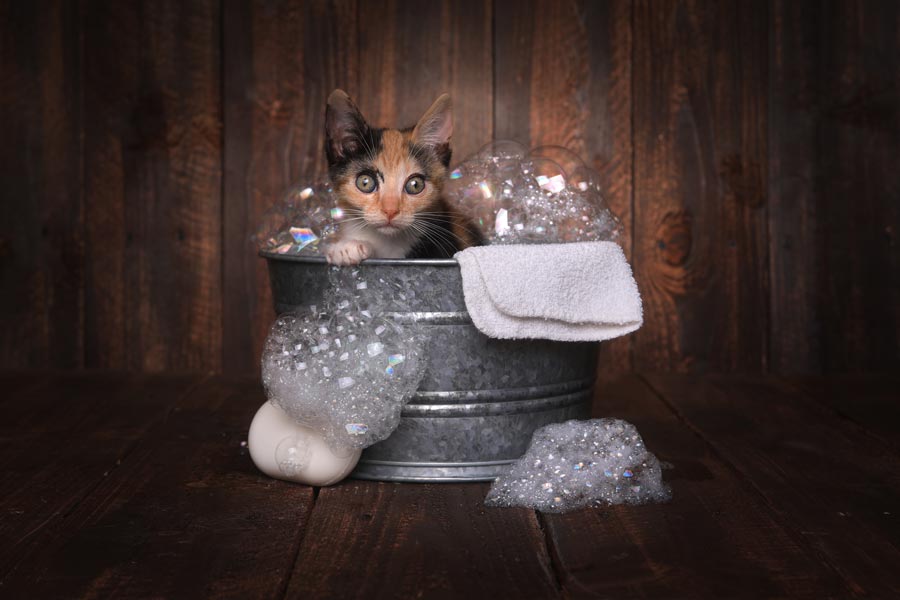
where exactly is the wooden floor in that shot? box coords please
[1,373,897,598]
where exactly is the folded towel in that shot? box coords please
[454,242,643,342]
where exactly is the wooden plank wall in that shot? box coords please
[1,0,897,376]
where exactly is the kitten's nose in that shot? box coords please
[383,207,399,222]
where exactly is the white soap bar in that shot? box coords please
[248,402,361,486]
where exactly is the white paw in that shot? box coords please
[326,239,372,265]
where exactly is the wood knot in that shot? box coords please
[655,212,692,267]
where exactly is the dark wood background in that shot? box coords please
[1,0,897,376]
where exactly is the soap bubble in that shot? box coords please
[485,418,671,513]
[526,158,568,194]
[478,139,527,162]
[254,181,347,255]
[478,140,532,190]
[261,265,429,453]
[445,142,621,244]
[569,165,603,192]
[528,145,585,178]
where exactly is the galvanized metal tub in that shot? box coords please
[262,253,597,482]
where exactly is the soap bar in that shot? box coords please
[248,402,361,486]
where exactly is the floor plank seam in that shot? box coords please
[777,376,900,456]
[534,510,567,598]
[0,374,210,585]
[275,485,320,600]
[634,374,862,598]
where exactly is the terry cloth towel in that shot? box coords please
[454,242,643,342]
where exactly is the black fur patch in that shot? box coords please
[326,127,385,180]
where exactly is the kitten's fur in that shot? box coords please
[324,90,483,265]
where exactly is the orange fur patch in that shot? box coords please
[379,130,408,169]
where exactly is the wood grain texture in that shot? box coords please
[0,373,201,583]
[541,376,843,598]
[285,480,561,599]
[0,0,84,369]
[645,373,900,597]
[2,372,899,597]
[358,0,492,163]
[811,0,900,371]
[769,0,900,373]
[1,1,899,375]
[632,1,769,372]
[767,0,824,373]
[223,0,358,375]
[5,376,315,599]
[787,373,900,453]
[494,0,634,376]
[82,0,222,372]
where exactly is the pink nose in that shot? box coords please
[383,208,399,222]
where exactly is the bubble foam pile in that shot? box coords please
[445,141,622,244]
[261,267,428,452]
[485,418,671,513]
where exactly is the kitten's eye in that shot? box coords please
[356,173,377,193]
[404,175,425,195]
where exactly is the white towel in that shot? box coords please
[454,242,643,342]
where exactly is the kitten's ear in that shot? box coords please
[412,94,452,165]
[325,89,369,165]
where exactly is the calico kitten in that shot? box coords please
[323,89,483,265]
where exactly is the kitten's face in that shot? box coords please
[324,91,452,237]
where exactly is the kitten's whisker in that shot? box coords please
[415,213,476,233]
[414,221,458,257]
[407,222,438,248]
[409,222,453,257]
[411,211,482,233]
[413,217,473,248]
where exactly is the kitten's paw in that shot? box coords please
[325,239,372,265]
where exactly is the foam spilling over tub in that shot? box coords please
[485,419,671,513]
[261,266,427,453]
